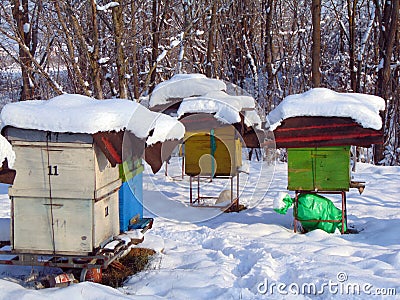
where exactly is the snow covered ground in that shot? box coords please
[0,159,399,299]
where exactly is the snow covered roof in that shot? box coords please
[0,135,15,168]
[243,110,262,129]
[149,73,226,108]
[0,94,184,146]
[267,88,385,131]
[177,91,257,125]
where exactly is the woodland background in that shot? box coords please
[0,0,398,164]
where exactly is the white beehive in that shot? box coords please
[5,127,120,255]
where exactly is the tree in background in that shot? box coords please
[311,0,321,87]
[0,0,62,100]
[0,0,399,164]
[373,0,399,164]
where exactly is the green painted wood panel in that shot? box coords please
[314,147,350,191]
[288,146,350,191]
[288,148,314,190]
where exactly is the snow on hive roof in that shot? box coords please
[0,134,15,168]
[177,91,256,125]
[0,94,184,146]
[149,73,226,108]
[267,88,385,131]
[243,110,262,129]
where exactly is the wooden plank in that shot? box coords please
[4,127,93,144]
[94,179,121,200]
[94,144,120,196]
[0,159,16,185]
[184,128,241,176]
[93,192,120,248]
[179,113,226,131]
[9,144,95,199]
[92,131,124,167]
[12,197,93,254]
[214,140,234,175]
[12,191,120,255]
[288,148,314,190]
[10,140,93,148]
[184,132,210,175]
[235,139,243,168]
[214,125,236,137]
[287,146,350,191]
[273,116,383,148]
[314,147,350,191]
[144,140,181,174]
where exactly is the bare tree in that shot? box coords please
[373,0,399,164]
[206,1,217,78]
[11,0,36,100]
[347,0,358,92]
[311,0,321,87]
[111,0,127,99]
[263,0,276,111]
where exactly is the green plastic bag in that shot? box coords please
[274,193,346,233]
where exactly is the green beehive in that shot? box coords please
[287,146,350,191]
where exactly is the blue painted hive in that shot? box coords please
[119,159,145,232]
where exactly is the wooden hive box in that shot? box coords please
[287,146,350,191]
[119,158,144,232]
[184,125,242,176]
[4,127,121,255]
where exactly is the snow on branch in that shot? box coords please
[96,2,119,11]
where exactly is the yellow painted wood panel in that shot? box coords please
[235,139,242,167]
[184,125,241,176]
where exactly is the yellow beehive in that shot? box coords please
[184,125,242,176]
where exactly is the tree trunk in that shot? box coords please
[264,0,275,111]
[12,0,35,100]
[130,0,140,100]
[206,1,217,78]
[89,0,103,99]
[311,0,321,88]
[53,1,91,97]
[112,1,127,99]
[373,0,399,164]
[347,0,358,92]
[149,0,160,93]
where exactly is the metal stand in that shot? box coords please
[293,190,347,234]
[189,173,239,212]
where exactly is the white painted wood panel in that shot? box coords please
[94,145,120,198]
[10,142,95,199]
[93,192,120,247]
[12,191,120,255]
[12,197,93,254]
